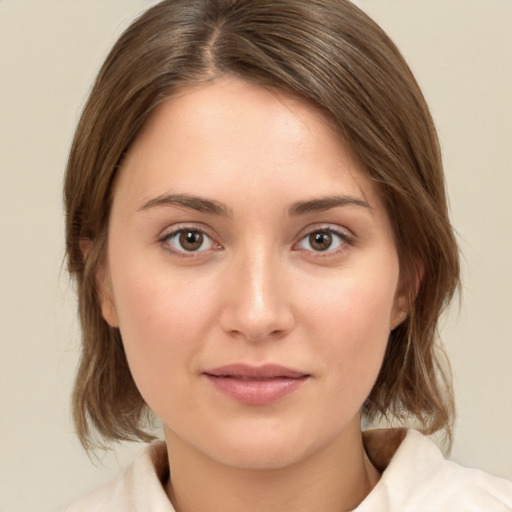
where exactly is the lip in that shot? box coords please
[203,364,310,405]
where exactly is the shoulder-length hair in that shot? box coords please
[65,0,459,451]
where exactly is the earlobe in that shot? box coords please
[390,307,408,331]
[390,287,409,330]
[96,267,119,328]
[80,238,120,328]
[79,238,92,261]
[391,259,424,331]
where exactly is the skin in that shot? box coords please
[99,76,408,512]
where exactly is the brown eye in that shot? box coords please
[163,228,216,254]
[295,228,348,254]
[309,231,333,251]
[179,230,204,251]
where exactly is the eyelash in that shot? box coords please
[158,225,354,258]
[159,225,221,258]
[293,226,354,257]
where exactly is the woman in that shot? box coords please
[63,0,512,510]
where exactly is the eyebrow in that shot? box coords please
[288,195,371,216]
[138,193,233,217]
[138,193,371,217]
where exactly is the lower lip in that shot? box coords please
[204,375,308,405]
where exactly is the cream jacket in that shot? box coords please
[64,429,512,511]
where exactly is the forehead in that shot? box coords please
[114,76,380,213]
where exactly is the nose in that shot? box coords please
[218,249,295,342]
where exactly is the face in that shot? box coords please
[100,76,406,470]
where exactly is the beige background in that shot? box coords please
[0,0,511,510]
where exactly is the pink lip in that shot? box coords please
[203,364,310,405]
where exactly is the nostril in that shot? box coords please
[219,314,294,343]
[217,263,295,341]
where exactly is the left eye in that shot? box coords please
[163,229,216,253]
[296,230,346,252]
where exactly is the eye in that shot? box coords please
[162,228,217,254]
[295,229,350,253]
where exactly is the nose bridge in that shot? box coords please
[219,243,293,341]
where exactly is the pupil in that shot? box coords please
[180,231,203,251]
[310,232,332,251]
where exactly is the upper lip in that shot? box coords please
[204,364,309,379]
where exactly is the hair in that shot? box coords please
[65,0,460,451]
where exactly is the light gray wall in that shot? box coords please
[0,1,510,510]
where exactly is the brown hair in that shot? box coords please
[65,0,460,451]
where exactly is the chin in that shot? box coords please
[214,437,314,470]
[197,419,344,471]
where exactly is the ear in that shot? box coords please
[390,291,408,331]
[79,238,119,328]
[96,266,119,328]
[79,238,92,261]
[390,260,424,330]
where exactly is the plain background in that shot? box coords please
[0,0,511,510]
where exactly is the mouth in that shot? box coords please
[203,364,310,405]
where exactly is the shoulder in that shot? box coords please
[358,429,512,511]
[63,441,175,512]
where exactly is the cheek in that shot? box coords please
[109,261,219,401]
[301,266,398,389]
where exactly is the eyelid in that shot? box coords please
[293,224,355,255]
[158,223,222,256]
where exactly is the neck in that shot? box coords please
[164,422,380,512]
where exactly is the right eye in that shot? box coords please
[161,228,217,254]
